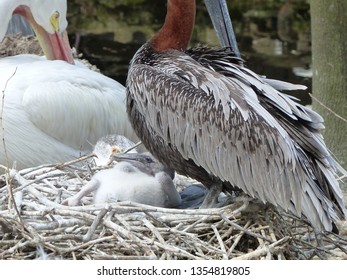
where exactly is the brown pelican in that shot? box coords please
[63,152,181,208]
[0,0,137,170]
[126,0,347,232]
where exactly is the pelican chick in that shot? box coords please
[63,153,181,208]
[113,152,175,180]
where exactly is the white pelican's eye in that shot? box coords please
[50,11,60,31]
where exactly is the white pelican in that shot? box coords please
[63,152,182,208]
[125,0,347,232]
[0,0,137,170]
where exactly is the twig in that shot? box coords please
[83,207,109,242]
[309,93,347,123]
[211,224,228,259]
[221,213,272,242]
[123,141,143,154]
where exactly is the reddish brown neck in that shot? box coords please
[151,0,196,52]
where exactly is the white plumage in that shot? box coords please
[95,162,181,207]
[0,0,137,170]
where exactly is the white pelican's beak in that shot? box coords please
[14,6,74,64]
[38,28,74,64]
[44,29,74,64]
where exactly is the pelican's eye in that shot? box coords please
[50,11,60,31]
[143,156,153,163]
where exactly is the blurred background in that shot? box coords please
[66,0,312,104]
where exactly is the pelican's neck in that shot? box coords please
[0,0,32,41]
[151,0,196,52]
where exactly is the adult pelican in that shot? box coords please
[0,0,137,170]
[126,0,347,232]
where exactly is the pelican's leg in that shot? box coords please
[62,180,100,206]
[199,182,223,208]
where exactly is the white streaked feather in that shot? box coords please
[131,65,300,207]
[261,77,307,91]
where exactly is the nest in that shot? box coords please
[0,155,347,260]
[0,34,43,57]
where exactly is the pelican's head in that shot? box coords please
[0,0,74,63]
[113,152,175,180]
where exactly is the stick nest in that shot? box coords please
[0,155,346,260]
[0,34,43,57]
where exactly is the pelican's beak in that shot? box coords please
[44,11,74,64]
[42,28,74,64]
[112,153,142,163]
[203,0,240,58]
[37,28,74,64]
[15,7,74,64]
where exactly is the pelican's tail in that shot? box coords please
[295,146,347,232]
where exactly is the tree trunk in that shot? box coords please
[311,0,347,175]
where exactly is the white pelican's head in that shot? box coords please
[0,0,74,63]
